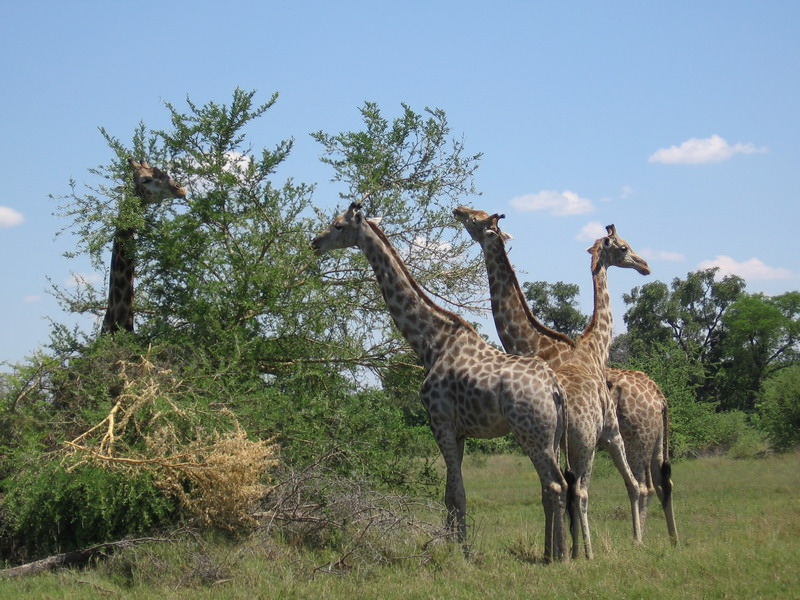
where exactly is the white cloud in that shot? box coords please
[697,255,796,281]
[0,206,24,227]
[640,247,686,262]
[222,151,252,173]
[649,134,766,164]
[510,190,594,216]
[186,152,253,195]
[24,295,41,303]
[576,221,608,242]
[620,185,634,199]
[410,235,452,255]
[66,272,104,287]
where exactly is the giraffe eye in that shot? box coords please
[334,224,343,231]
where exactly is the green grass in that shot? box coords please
[2,451,799,599]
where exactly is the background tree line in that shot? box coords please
[0,88,798,563]
[526,271,800,453]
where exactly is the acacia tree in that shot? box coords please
[309,102,485,378]
[47,90,486,462]
[53,94,486,369]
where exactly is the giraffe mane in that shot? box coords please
[491,231,577,347]
[365,219,473,331]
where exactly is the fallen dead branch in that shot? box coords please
[256,452,456,573]
[62,351,279,530]
[0,538,171,578]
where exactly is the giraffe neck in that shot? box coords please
[572,260,612,372]
[358,220,473,368]
[481,232,575,366]
[101,227,136,334]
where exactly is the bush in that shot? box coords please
[618,340,771,458]
[757,365,800,450]
[1,461,176,561]
[0,348,279,561]
[667,399,769,458]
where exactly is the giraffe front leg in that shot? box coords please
[576,477,594,560]
[437,431,467,543]
[422,382,468,546]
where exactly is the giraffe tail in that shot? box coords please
[660,404,673,505]
[555,386,577,522]
[564,468,577,528]
[661,461,673,503]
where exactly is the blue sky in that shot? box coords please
[1,1,798,366]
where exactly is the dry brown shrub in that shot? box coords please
[257,452,454,571]
[64,351,279,530]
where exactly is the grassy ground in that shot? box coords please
[2,450,799,599]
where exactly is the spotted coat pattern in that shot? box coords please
[101,159,185,335]
[312,204,569,561]
[454,207,678,555]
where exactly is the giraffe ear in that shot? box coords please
[501,230,513,241]
[367,216,383,226]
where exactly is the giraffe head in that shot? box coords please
[310,202,369,254]
[589,224,650,275]
[452,205,513,243]
[128,158,186,203]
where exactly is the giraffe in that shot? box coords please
[452,206,678,547]
[311,202,571,561]
[100,158,186,335]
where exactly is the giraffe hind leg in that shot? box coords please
[528,451,568,562]
[604,434,643,544]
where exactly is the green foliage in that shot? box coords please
[623,269,800,414]
[380,352,428,427]
[229,368,438,490]
[622,339,765,457]
[1,461,176,561]
[716,292,800,411]
[2,91,489,563]
[623,268,746,405]
[521,280,588,339]
[310,101,487,372]
[757,365,800,450]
